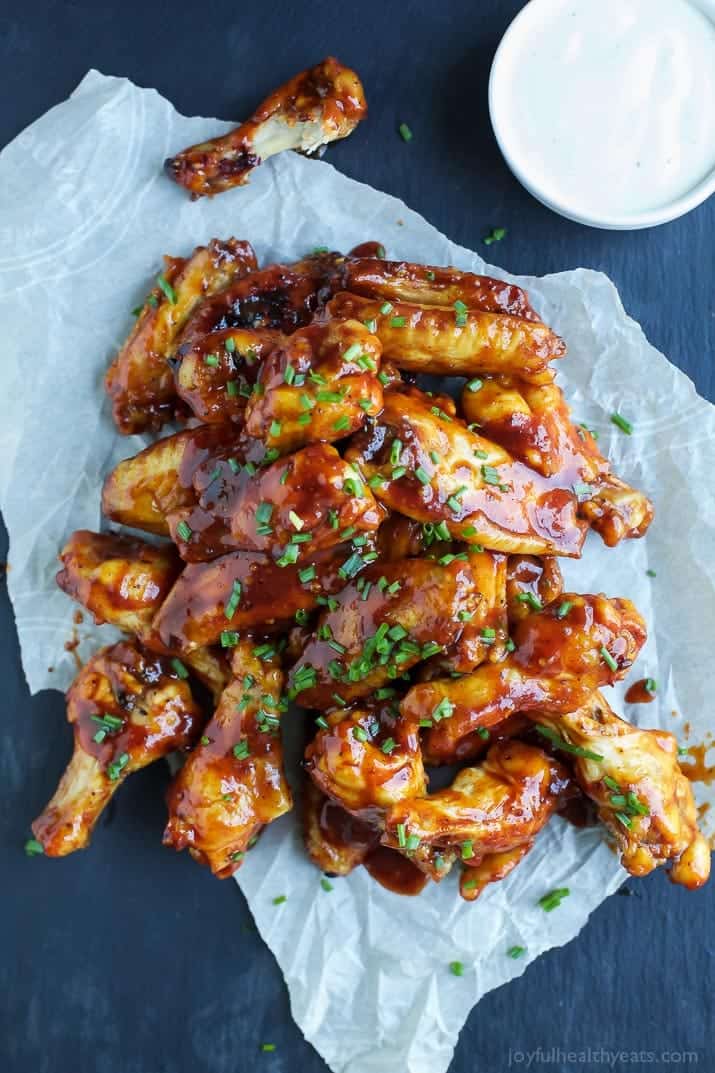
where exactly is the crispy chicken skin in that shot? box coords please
[32,642,204,856]
[163,641,292,877]
[174,326,283,424]
[404,593,647,764]
[461,376,654,546]
[287,555,484,709]
[343,258,540,321]
[102,424,248,536]
[56,530,181,644]
[327,292,564,381]
[532,692,710,889]
[105,239,257,434]
[177,251,347,347]
[165,58,366,198]
[303,779,379,875]
[305,701,426,818]
[153,545,360,651]
[244,319,383,453]
[382,742,570,883]
[345,386,587,557]
[169,442,385,563]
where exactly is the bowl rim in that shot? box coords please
[488,0,715,230]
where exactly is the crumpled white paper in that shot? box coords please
[1,71,713,1073]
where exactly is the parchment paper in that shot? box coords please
[1,71,713,1073]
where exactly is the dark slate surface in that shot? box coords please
[1,3,713,1072]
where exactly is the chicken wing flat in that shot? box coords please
[153,544,362,651]
[287,554,484,709]
[305,699,426,818]
[381,742,570,883]
[343,258,539,321]
[105,238,257,434]
[178,251,346,348]
[403,593,647,764]
[163,640,292,877]
[56,529,181,645]
[345,386,587,557]
[174,326,283,424]
[327,292,564,381]
[102,424,247,536]
[461,376,654,546]
[170,442,385,563]
[31,641,204,856]
[303,778,380,875]
[532,692,710,889]
[244,319,383,453]
[506,554,563,624]
[165,57,366,198]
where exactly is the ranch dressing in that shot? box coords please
[490,0,715,223]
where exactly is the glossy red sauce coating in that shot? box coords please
[625,678,658,704]
[363,846,429,896]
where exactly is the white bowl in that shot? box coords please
[489,0,715,230]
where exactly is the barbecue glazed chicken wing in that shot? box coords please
[404,593,647,763]
[381,742,570,885]
[163,640,292,877]
[174,326,282,424]
[287,553,486,710]
[461,376,654,546]
[506,554,563,624]
[244,319,383,453]
[346,386,587,557]
[305,699,426,819]
[343,258,540,321]
[328,292,564,382]
[165,57,366,198]
[532,692,710,889]
[32,642,204,856]
[105,238,257,434]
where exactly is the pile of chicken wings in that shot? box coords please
[31,238,710,900]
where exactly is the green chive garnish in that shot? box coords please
[610,412,633,435]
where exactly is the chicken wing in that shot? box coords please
[403,593,647,764]
[165,57,367,198]
[343,258,539,321]
[532,692,710,889]
[461,376,654,546]
[105,238,257,434]
[244,319,383,453]
[303,778,379,876]
[153,544,362,651]
[327,292,564,381]
[56,529,181,645]
[102,424,248,537]
[169,442,385,563]
[345,386,587,557]
[31,642,204,856]
[381,741,570,882]
[305,699,426,818]
[174,326,282,424]
[506,554,563,624]
[163,640,292,877]
[287,554,483,709]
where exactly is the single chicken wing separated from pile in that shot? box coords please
[33,234,708,905]
[165,58,367,198]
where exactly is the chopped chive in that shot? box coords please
[461,840,474,860]
[232,740,250,760]
[449,961,464,977]
[610,412,633,435]
[298,565,316,584]
[272,895,287,906]
[224,579,243,620]
[432,697,454,722]
[176,520,193,542]
[405,834,420,852]
[483,227,507,246]
[535,724,604,761]
[171,658,189,679]
[645,677,657,694]
[507,946,526,959]
[415,466,431,485]
[466,378,483,392]
[320,877,334,892]
[600,646,618,672]
[220,631,239,647]
[538,887,570,911]
[200,735,210,746]
[381,737,397,755]
[261,1043,276,1053]
[283,364,295,385]
[396,823,407,847]
[378,371,391,386]
[315,716,329,730]
[476,726,490,740]
[343,342,363,363]
[24,838,44,857]
[156,274,177,303]
[481,464,502,486]
[555,600,573,619]
[226,380,240,397]
[203,353,220,367]
[269,419,282,437]
[390,316,406,328]
[334,415,351,432]
[363,318,378,333]
[228,457,241,474]
[106,753,130,781]
[516,592,543,612]
[224,337,236,353]
[398,122,413,142]
[646,568,656,578]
